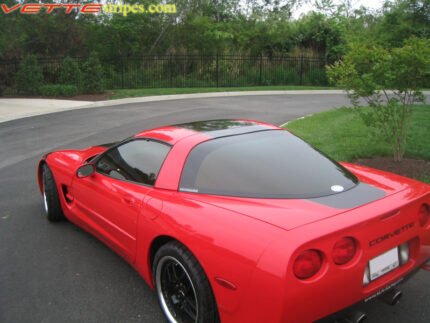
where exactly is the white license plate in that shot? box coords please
[369,247,399,281]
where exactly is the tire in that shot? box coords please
[153,241,219,323]
[42,164,65,222]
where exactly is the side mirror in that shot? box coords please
[76,164,95,178]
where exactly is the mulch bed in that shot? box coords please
[354,157,430,180]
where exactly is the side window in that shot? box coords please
[96,140,170,186]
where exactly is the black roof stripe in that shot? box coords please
[308,183,386,209]
[175,119,272,137]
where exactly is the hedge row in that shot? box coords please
[15,53,104,96]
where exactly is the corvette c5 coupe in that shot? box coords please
[37,119,430,323]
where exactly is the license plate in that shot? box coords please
[369,247,399,281]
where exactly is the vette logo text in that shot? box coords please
[0,2,177,15]
[1,3,102,14]
[369,222,414,247]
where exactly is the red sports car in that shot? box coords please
[37,119,430,323]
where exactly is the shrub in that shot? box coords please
[39,84,79,97]
[327,37,430,161]
[303,69,327,86]
[16,55,43,95]
[0,62,17,96]
[58,56,82,87]
[81,52,105,94]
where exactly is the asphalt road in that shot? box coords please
[1,94,429,323]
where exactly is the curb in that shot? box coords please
[90,90,347,108]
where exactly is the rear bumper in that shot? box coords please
[316,259,429,322]
[221,236,430,323]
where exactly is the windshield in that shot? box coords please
[179,130,358,198]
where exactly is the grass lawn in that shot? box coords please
[285,105,430,183]
[108,85,335,99]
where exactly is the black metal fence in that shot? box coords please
[0,55,328,94]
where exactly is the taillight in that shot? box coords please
[293,249,322,279]
[332,237,357,265]
[419,204,430,227]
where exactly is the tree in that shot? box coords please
[81,52,104,94]
[377,0,430,47]
[295,12,346,62]
[327,38,430,161]
[58,57,82,87]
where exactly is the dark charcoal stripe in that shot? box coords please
[309,183,386,209]
[175,119,256,132]
[97,141,119,148]
[207,125,273,138]
[175,119,273,138]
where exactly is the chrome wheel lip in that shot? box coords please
[155,255,198,323]
[43,186,48,214]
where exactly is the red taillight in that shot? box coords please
[293,249,322,279]
[419,204,430,227]
[332,237,357,265]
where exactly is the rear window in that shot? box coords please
[179,130,358,198]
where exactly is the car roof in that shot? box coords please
[133,119,280,145]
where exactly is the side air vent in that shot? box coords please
[62,185,73,203]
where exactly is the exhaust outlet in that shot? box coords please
[379,288,402,306]
[339,311,367,323]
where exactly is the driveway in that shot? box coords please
[0,99,92,123]
[0,94,429,323]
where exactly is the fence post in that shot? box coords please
[299,55,304,85]
[121,57,125,89]
[216,53,219,88]
[169,54,173,88]
[324,56,328,86]
[259,53,263,86]
[14,60,18,93]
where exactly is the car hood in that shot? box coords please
[183,163,419,231]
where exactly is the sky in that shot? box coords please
[293,0,386,18]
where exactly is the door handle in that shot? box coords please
[122,196,136,205]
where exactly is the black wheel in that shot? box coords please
[153,241,219,323]
[42,164,65,222]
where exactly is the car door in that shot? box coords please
[71,139,171,263]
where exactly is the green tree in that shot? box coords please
[16,55,43,95]
[377,0,430,47]
[295,12,346,61]
[327,38,430,161]
[81,52,104,94]
[58,56,82,87]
